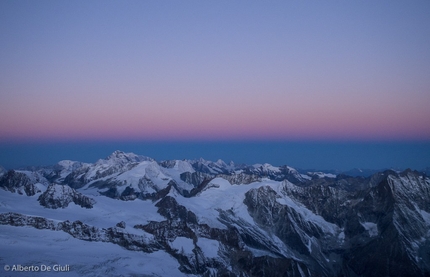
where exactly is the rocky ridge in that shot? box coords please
[38,184,96,209]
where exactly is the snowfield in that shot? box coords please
[0,225,188,277]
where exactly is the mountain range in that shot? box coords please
[1,150,429,276]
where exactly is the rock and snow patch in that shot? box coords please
[172,177,258,229]
[38,184,96,209]
[170,236,195,255]
[0,170,42,196]
[115,161,171,193]
[307,172,336,178]
[338,231,345,241]
[300,174,312,180]
[420,210,430,226]
[259,163,281,173]
[360,222,378,237]
[197,237,220,258]
[173,160,195,173]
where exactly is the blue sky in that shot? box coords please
[0,1,429,170]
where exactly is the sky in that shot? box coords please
[1,1,429,170]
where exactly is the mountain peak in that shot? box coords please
[107,150,130,160]
[105,150,152,164]
[215,159,227,167]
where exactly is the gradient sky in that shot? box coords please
[0,1,429,170]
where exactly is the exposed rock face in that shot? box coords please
[136,198,314,276]
[0,212,57,230]
[176,172,213,197]
[244,185,339,275]
[99,181,173,201]
[339,171,430,277]
[180,171,212,188]
[218,173,261,185]
[0,212,159,253]
[0,170,41,196]
[116,221,126,228]
[190,159,233,175]
[38,184,96,209]
[119,185,138,201]
[245,164,309,184]
[256,170,430,277]
[155,196,198,224]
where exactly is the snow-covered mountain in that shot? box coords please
[0,151,429,276]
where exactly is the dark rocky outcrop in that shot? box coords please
[116,221,126,228]
[0,212,160,253]
[38,184,96,209]
[218,173,261,185]
[155,195,198,224]
[0,170,41,196]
